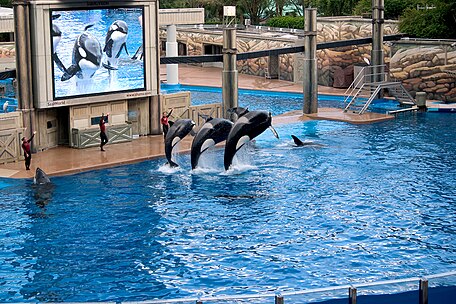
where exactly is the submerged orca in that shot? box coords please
[224,110,279,170]
[34,167,51,185]
[291,135,324,147]
[103,20,129,70]
[165,119,196,167]
[61,24,102,81]
[191,117,233,169]
[32,168,54,208]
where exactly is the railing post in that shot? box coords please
[275,294,284,304]
[196,300,202,304]
[419,279,428,304]
[349,286,357,304]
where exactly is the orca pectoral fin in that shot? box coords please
[104,39,113,57]
[102,62,118,70]
[52,53,68,74]
[269,126,279,139]
[61,64,79,81]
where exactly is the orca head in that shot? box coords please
[34,167,51,185]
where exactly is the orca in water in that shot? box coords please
[165,119,196,167]
[61,24,102,81]
[51,14,67,74]
[224,110,279,170]
[291,135,324,147]
[102,20,129,70]
[34,167,51,185]
[32,168,54,209]
[191,117,233,169]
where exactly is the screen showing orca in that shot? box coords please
[50,7,145,100]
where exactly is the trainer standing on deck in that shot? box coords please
[99,112,109,151]
[22,130,37,170]
[161,108,174,140]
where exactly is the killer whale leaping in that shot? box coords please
[224,109,279,170]
[191,117,233,169]
[165,119,196,167]
[102,20,129,71]
[61,24,102,81]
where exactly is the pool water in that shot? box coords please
[1,98,455,302]
[161,84,401,115]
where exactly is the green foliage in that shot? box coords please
[305,0,359,16]
[399,1,456,39]
[0,0,12,8]
[354,0,418,19]
[265,15,304,29]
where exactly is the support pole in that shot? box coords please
[419,279,428,304]
[222,27,238,118]
[275,294,284,304]
[166,24,179,85]
[349,286,357,304]
[371,0,385,85]
[303,8,318,114]
[13,1,36,144]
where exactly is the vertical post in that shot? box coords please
[349,286,357,304]
[196,301,203,304]
[303,8,318,114]
[14,1,36,144]
[222,27,238,118]
[166,24,179,85]
[275,294,284,304]
[371,0,385,85]
[419,279,428,304]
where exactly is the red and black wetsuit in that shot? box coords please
[22,133,35,170]
[161,109,173,139]
[99,114,109,151]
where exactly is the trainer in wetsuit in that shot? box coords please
[160,108,174,140]
[22,130,37,170]
[99,112,109,151]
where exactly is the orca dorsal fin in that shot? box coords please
[291,135,304,147]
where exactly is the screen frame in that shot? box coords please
[49,5,147,102]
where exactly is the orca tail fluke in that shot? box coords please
[291,135,304,146]
[61,64,79,81]
[168,160,179,168]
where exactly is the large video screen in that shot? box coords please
[50,7,145,100]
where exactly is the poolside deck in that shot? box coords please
[0,65,393,179]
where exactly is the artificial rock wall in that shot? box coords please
[390,46,456,102]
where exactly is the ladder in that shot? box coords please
[343,65,416,114]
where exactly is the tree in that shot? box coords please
[237,0,270,25]
[399,0,456,39]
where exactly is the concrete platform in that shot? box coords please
[0,65,394,179]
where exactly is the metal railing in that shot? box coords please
[121,270,456,304]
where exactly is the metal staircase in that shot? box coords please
[343,65,416,114]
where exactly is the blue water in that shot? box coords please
[1,97,455,302]
[161,84,401,115]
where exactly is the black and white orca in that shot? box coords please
[224,110,279,170]
[61,24,102,81]
[102,20,129,70]
[165,119,196,167]
[51,14,67,73]
[191,117,233,169]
